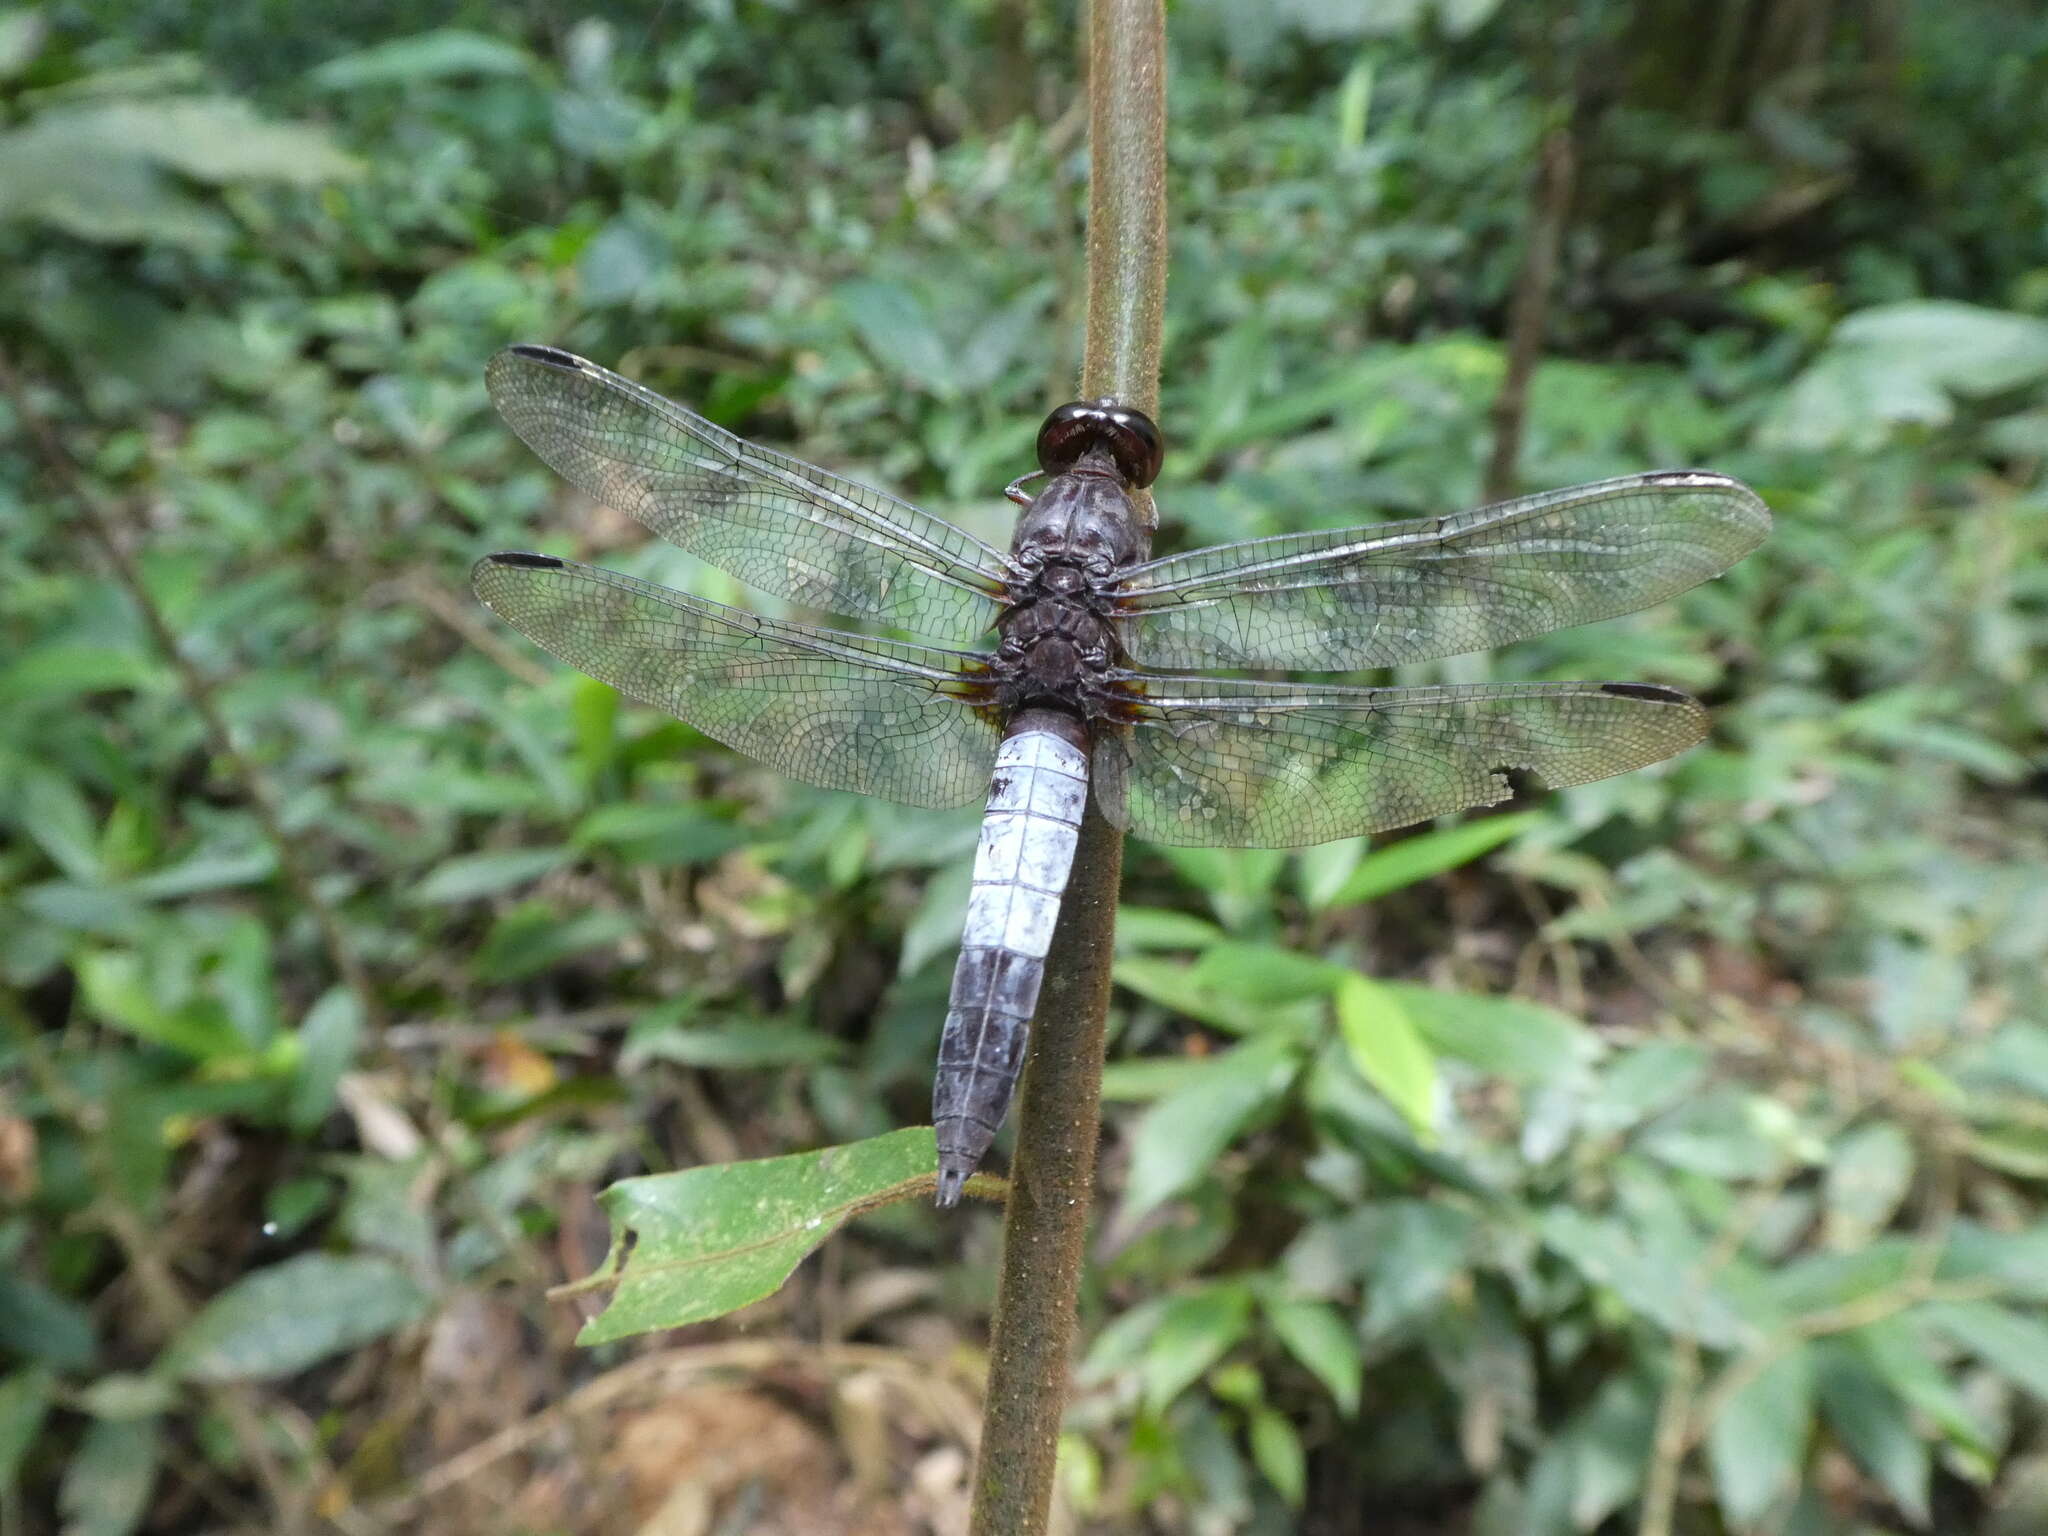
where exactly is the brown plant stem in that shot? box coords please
[966,4,1167,1534]
[0,348,385,1039]
[1484,120,1576,503]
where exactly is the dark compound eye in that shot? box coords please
[1035,399,1165,488]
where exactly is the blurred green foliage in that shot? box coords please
[2,2,2046,1533]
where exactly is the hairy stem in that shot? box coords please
[966,4,1167,1533]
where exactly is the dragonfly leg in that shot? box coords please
[1004,471,1045,507]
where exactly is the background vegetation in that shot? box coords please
[3,2,2046,1532]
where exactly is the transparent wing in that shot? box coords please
[474,553,1000,809]
[488,345,1013,643]
[1117,472,1770,670]
[1114,674,1708,847]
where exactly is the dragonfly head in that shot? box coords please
[1036,398,1164,489]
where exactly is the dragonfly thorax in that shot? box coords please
[995,589,1119,716]
[1009,461,1143,582]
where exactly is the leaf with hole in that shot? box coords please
[574,1128,938,1343]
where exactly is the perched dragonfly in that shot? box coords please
[472,344,1769,1205]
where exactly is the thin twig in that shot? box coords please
[967,6,1167,1535]
[0,348,385,1039]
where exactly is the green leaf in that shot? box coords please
[76,1374,177,1421]
[0,1271,98,1369]
[1924,1300,2048,1402]
[1846,1316,1993,1458]
[1334,973,1437,1138]
[1706,1344,1814,1528]
[1770,301,2048,450]
[287,987,362,1131]
[899,862,972,978]
[59,1416,159,1536]
[1111,955,1285,1035]
[473,903,636,981]
[622,1019,845,1070]
[1262,1296,1361,1415]
[0,10,47,80]
[1814,1339,1930,1523]
[1141,1282,1254,1412]
[1537,1207,1749,1347]
[74,951,247,1060]
[1563,1368,1658,1529]
[0,644,156,705]
[578,218,663,307]
[1328,812,1540,906]
[1119,1035,1299,1221]
[1189,942,1346,1004]
[1386,984,1598,1085]
[0,1368,54,1491]
[1114,906,1227,952]
[126,845,276,900]
[11,765,103,881]
[1248,1406,1307,1507]
[1822,1120,1914,1247]
[162,1254,430,1383]
[1149,846,1287,930]
[1294,836,1365,910]
[410,847,572,904]
[575,1128,937,1343]
[838,280,956,395]
[1361,1201,1474,1336]
[307,29,533,88]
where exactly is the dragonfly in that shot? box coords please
[472,344,1770,1206]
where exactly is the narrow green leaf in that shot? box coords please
[474,904,636,981]
[622,1020,845,1070]
[308,28,533,88]
[573,801,745,865]
[1141,1282,1254,1412]
[162,1254,430,1383]
[1119,1036,1299,1221]
[1111,955,1278,1035]
[1706,1344,1814,1528]
[1328,812,1539,906]
[12,765,103,881]
[1263,1296,1361,1415]
[1249,1406,1307,1506]
[1814,1339,1930,1523]
[74,952,247,1060]
[0,644,155,704]
[576,1129,937,1343]
[1822,1120,1915,1247]
[1295,836,1365,910]
[59,1416,159,1536]
[1334,974,1437,1138]
[409,847,571,904]
[1114,905,1227,952]
[1924,1300,2048,1402]
[1189,943,1346,1004]
[1386,983,1599,1085]
[1847,1316,1994,1457]
[287,987,362,1131]
[0,1367,54,1491]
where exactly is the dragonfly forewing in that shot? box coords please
[1114,675,1709,847]
[487,346,1014,643]
[474,553,1001,809]
[1116,471,1770,671]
